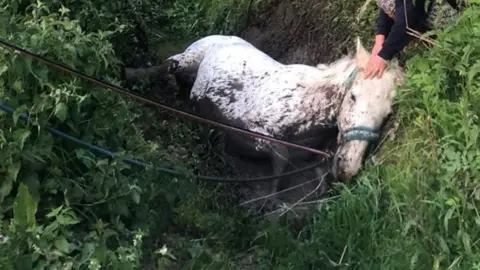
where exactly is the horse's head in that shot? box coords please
[332,37,404,182]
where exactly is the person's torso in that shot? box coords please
[377,0,427,20]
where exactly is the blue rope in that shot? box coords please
[0,103,182,174]
[0,103,321,182]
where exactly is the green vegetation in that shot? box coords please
[0,0,479,269]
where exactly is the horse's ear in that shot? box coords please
[355,37,370,69]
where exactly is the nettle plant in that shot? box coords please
[0,2,194,269]
[392,4,480,265]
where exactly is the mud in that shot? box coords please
[239,0,373,65]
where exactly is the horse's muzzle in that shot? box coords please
[332,139,369,182]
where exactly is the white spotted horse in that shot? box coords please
[124,35,404,206]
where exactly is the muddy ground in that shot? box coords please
[128,0,382,219]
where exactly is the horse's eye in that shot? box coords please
[350,93,356,102]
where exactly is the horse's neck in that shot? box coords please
[299,58,357,123]
[320,57,357,85]
[307,57,357,96]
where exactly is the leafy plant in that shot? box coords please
[0,1,198,268]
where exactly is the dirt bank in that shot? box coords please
[239,0,377,65]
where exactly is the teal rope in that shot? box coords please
[343,67,358,89]
[343,126,379,142]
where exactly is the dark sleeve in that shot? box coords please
[376,8,394,37]
[377,0,415,60]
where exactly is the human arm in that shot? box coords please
[364,9,393,79]
[377,0,416,61]
[372,8,392,54]
[376,8,394,38]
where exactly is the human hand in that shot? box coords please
[364,54,386,79]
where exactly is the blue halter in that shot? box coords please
[343,126,380,142]
[340,67,380,142]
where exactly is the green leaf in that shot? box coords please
[444,207,455,232]
[467,61,480,88]
[461,231,473,256]
[12,80,23,92]
[0,64,8,76]
[15,255,32,270]
[12,105,27,127]
[436,234,450,254]
[75,149,96,168]
[0,179,13,204]
[131,189,140,204]
[56,210,80,226]
[13,129,31,150]
[46,205,64,218]
[22,171,40,202]
[79,242,96,264]
[475,217,480,226]
[54,102,68,122]
[32,67,49,83]
[7,161,21,182]
[13,183,38,230]
[43,221,59,237]
[54,236,70,254]
[415,58,430,73]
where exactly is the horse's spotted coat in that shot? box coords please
[167,35,356,151]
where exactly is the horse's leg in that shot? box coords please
[314,166,329,197]
[268,144,290,208]
[123,49,202,84]
[123,64,169,83]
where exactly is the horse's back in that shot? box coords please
[185,35,255,55]
[199,36,279,68]
[191,43,286,100]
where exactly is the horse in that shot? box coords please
[124,35,404,206]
